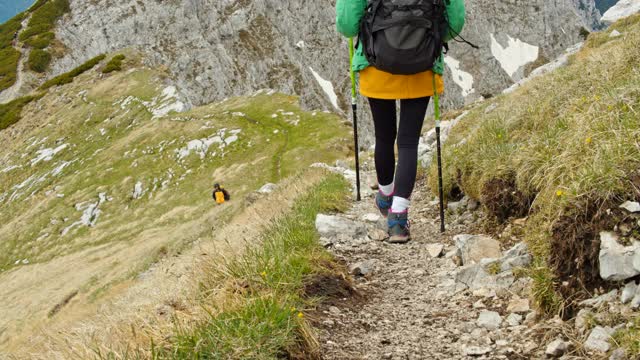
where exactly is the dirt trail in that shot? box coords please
[317,172,546,359]
[3,169,327,359]
[0,16,31,104]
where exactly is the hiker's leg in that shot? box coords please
[394,97,430,201]
[368,97,397,192]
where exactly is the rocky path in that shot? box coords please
[315,172,557,359]
[314,169,640,359]
[0,16,31,104]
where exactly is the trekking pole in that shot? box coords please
[433,76,445,233]
[349,38,362,201]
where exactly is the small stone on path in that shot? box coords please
[362,213,381,223]
[610,348,627,360]
[620,201,640,213]
[584,326,614,353]
[463,345,492,356]
[369,228,388,241]
[315,214,365,238]
[426,243,445,258]
[545,338,569,357]
[575,309,591,332]
[507,296,530,314]
[477,310,502,330]
[350,260,376,277]
[506,313,522,326]
[455,234,502,265]
[609,29,622,38]
[621,281,638,304]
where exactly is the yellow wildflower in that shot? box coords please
[585,137,592,144]
[260,271,267,277]
[556,190,564,197]
[297,312,304,319]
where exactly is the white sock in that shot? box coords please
[379,182,394,196]
[391,196,410,213]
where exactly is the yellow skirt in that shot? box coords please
[359,66,444,100]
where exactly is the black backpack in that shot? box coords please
[360,0,449,75]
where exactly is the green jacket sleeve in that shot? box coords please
[444,0,465,43]
[336,0,367,38]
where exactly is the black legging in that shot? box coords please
[368,97,430,199]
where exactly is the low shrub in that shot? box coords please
[39,54,105,90]
[24,32,55,49]
[0,47,21,90]
[20,0,69,45]
[0,93,45,131]
[102,54,126,74]
[28,48,52,72]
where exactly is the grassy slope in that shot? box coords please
[0,57,351,277]
[0,13,25,92]
[430,15,640,313]
[142,174,350,359]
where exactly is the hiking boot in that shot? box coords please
[387,211,410,244]
[375,191,393,217]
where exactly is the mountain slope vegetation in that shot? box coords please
[430,14,640,313]
[0,52,351,352]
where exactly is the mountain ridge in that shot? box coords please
[16,0,597,145]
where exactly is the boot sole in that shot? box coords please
[387,234,411,244]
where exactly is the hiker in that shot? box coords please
[336,0,466,243]
[212,183,230,204]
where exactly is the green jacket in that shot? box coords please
[336,0,466,75]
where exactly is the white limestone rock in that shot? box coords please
[454,234,502,265]
[584,326,614,353]
[602,0,640,24]
[599,232,640,281]
[477,310,502,330]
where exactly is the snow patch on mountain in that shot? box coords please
[504,43,583,94]
[490,34,539,78]
[309,67,338,110]
[444,56,475,98]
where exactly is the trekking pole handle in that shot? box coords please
[349,38,357,106]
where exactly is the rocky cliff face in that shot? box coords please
[440,0,601,108]
[24,0,602,144]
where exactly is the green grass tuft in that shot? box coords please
[613,316,640,356]
[528,260,562,315]
[0,47,21,90]
[24,31,55,49]
[102,54,126,74]
[39,54,105,90]
[150,173,350,359]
